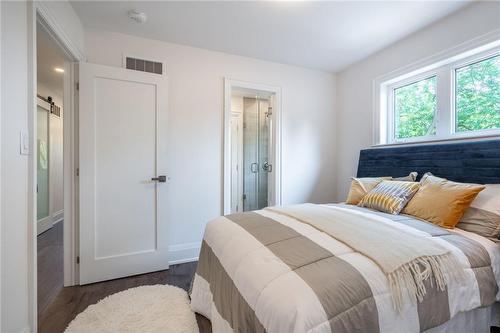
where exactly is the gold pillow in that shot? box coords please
[345,177,389,205]
[402,174,485,229]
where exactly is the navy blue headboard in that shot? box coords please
[357,139,500,184]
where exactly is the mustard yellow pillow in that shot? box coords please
[402,174,485,229]
[358,180,420,214]
[346,177,388,205]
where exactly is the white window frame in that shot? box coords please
[387,72,439,144]
[451,50,500,136]
[374,34,500,146]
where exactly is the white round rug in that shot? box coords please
[65,285,199,333]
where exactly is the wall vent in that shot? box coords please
[125,56,163,75]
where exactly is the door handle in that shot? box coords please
[151,175,167,183]
[263,162,272,172]
[250,163,258,173]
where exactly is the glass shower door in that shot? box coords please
[257,99,269,209]
[243,97,269,211]
[37,105,50,222]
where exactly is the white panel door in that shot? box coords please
[79,62,168,284]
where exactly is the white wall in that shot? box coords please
[0,1,83,332]
[84,29,337,262]
[1,2,30,331]
[335,2,500,201]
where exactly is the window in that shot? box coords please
[378,42,500,145]
[455,55,500,133]
[394,76,436,139]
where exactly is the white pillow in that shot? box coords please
[457,184,500,242]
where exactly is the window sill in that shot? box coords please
[372,132,500,148]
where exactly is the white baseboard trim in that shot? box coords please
[52,209,64,224]
[169,256,199,265]
[168,242,200,265]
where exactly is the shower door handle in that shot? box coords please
[250,163,259,173]
[263,162,272,173]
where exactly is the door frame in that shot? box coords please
[27,2,85,331]
[223,78,282,214]
[230,111,243,212]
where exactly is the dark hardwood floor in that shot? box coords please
[37,224,211,333]
[37,224,498,333]
[37,221,64,316]
[38,263,211,333]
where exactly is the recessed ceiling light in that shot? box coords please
[54,67,64,73]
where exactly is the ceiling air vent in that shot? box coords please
[125,56,163,75]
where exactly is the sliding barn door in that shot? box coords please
[79,62,168,284]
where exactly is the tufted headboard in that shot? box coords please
[356,139,500,184]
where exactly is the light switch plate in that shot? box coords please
[20,130,30,155]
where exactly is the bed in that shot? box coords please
[190,139,500,333]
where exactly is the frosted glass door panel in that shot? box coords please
[37,106,50,220]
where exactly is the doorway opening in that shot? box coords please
[36,19,71,324]
[29,5,84,330]
[32,8,169,328]
[223,79,282,214]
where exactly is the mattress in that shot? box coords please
[190,204,500,333]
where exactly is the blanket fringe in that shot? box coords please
[388,253,465,312]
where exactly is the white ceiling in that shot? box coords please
[70,1,471,72]
[37,22,66,98]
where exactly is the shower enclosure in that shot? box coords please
[225,79,280,215]
[242,96,271,211]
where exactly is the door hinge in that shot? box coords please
[76,82,79,91]
[76,168,79,176]
[76,256,80,264]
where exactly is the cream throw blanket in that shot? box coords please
[266,204,464,311]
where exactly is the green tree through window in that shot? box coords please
[455,55,500,132]
[394,76,437,139]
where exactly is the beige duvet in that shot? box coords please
[190,204,499,333]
